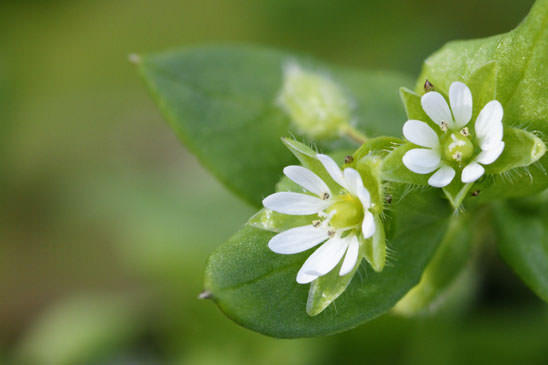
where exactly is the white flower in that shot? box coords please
[402,81,505,187]
[262,154,375,284]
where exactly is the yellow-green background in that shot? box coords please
[2,0,547,364]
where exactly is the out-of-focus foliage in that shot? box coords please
[1,0,546,364]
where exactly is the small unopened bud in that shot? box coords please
[278,62,352,139]
[424,79,434,92]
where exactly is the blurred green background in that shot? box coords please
[2,0,548,364]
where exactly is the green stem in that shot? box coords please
[341,124,368,144]
[444,183,474,210]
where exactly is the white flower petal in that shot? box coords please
[361,210,376,239]
[449,81,473,128]
[343,168,363,195]
[403,120,440,148]
[421,91,454,129]
[474,100,503,150]
[339,235,360,276]
[283,165,331,197]
[268,225,329,254]
[263,192,329,215]
[402,148,441,174]
[476,141,505,165]
[317,153,347,189]
[357,186,371,209]
[427,165,455,188]
[461,162,485,183]
[296,237,348,284]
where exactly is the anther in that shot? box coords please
[321,192,330,200]
[472,190,480,197]
[424,79,434,92]
[460,127,470,136]
[452,151,462,162]
[344,155,354,164]
[312,220,321,227]
[328,229,336,238]
[440,121,449,133]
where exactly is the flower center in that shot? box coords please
[325,194,364,229]
[441,132,474,163]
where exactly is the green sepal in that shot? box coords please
[352,136,402,162]
[362,214,386,272]
[281,138,344,194]
[471,158,548,203]
[399,87,434,128]
[306,253,362,316]
[381,142,429,186]
[486,127,546,174]
[466,61,497,117]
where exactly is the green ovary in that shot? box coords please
[441,132,474,163]
[326,194,364,229]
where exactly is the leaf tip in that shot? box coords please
[198,290,214,300]
[128,53,142,64]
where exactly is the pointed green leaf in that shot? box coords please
[204,185,450,337]
[136,45,412,206]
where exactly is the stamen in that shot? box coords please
[321,192,330,200]
[344,155,354,164]
[327,229,336,238]
[312,220,321,228]
[440,121,449,133]
[424,79,434,92]
[472,190,480,197]
[460,127,470,136]
[452,151,462,162]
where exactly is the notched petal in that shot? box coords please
[461,162,485,183]
[402,148,441,174]
[283,165,331,197]
[421,91,453,129]
[449,81,473,128]
[268,225,329,254]
[403,120,440,148]
[263,192,329,215]
[428,165,455,188]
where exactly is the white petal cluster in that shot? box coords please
[402,81,505,187]
[263,154,375,284]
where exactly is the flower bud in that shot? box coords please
[278,62,352,139]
